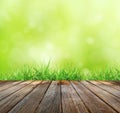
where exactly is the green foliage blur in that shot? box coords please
[0,0,120,72]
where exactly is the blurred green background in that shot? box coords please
[0,0,120,72]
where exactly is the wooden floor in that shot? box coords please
[0,81,119,113]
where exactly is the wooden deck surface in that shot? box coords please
[0,81,120,113]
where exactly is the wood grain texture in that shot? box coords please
[0,81,119,113]
[35,81,61,113]
[81,81,120,113]
[0,81,40,113]
[0,81,32,101]
[72,81,117,113]
[61,81,89,113]
[9,81,50,113]
[0,81,22,92]
[90,81,120,98]
[100,81,120,91]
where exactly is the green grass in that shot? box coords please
[0,64,120,80]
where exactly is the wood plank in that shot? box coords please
[0,81,20,85]
[0,81,13,83]
[114,81,120,84]
[0,81,12,87]
[0,81,32,101]
[0,81,22,92]
[61,81,76,113]
[0,80,19,83]
[89,81,120,98]
[72,81,117,113]
[0,81,119,113]
[0,81,40,113]
[8,81,51,113]
[99,81,120,91]
[35,81,61,113]
[61,81,89,113]
[0,81,9,84]
[81,81,120,113]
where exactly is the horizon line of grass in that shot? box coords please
[0,64,120,80]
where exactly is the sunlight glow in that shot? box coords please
[0,0,120,71]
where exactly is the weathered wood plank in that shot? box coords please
[8,81,50,113]
[72,81,117,113]
[0,81,22,92]
[0,81,9,84]
[61,81,76,113]
[0,81,32,101]
[0,81,119,113]
[81,81,120,113]
[35,81,61,113]
[61,81,89,113]
[100,81,120,91]
[0,81,40,113]
[89,81,120,98]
